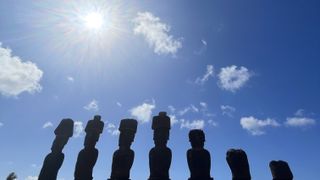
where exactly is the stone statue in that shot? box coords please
[109,119,138,180]
[148,112,172,180]
[226,149,251,180]
[74,115,104,180]
[187,129,213,180]
[6,172,17,180]
[269,160,293,180]
[39,119,74,180]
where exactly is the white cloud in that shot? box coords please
[221,105,236,117]
[130,101,155,123]
[73,121,84,138]
[169,114,179,126]
[0,122,3,127]
[0,43,43,97]
[218,65,251,92]
[190,105,199,113]
[199,102,207,111]
[178,107,190,116]
[168,105,175,113]
[42,121,53,129]
[201,39,207,46]
[294,109,305,116]
[240,116,280,135]
[208,119,218,127]
[25,176,38,180]
[194,39,208,55]
[180,119,205,129]
[67,76,74,82]
[178,104,199,116]
[105,121,120,136]
[84,99,99,112]
[133,11,182,55]
[195,65,214,85]
[116,102,122,107]
[285,117,316,127]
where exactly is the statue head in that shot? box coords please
[226,149,251,179]
[54,118,74,137]
[152,112,171,147]
[118,119,138,149]
[269,160,293,179]
[84,115,104,148]
[51,119,74,153]
[189,129,205,149]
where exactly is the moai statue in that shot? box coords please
[148,112,172,180]
[6,172,17,180]
[226,149,251,180]
[74,115,104,180]
[187,129,213,180]
[39,119,74,180]
[269,160,293,180]
[108,119,138,180]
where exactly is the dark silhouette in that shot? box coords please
[269,160,293,180]
[6,172,17,180]
[226,149,251,180]
[187,129,213,180]
[148,112,172,180]
[39,119,74,180]
[74,115,104,180]
[108,119,138,180]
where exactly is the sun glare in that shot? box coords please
[83,12,104,29]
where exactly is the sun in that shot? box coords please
[83,12,104,29]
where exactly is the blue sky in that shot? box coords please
[0,0,320,179]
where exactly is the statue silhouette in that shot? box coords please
[74,115,104,180]
[39,119,74,180]
[109,119,138,180]
[269,160,293,180]
[6,172,17,180]
[148,112,172,180]
[226,149,251,180]
[187,129,213,180]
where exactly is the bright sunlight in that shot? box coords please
[83,12,104,29]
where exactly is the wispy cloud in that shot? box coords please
[42,121,53,129]
[0,43,43,97]
[218,65,251,92]
[116,102,122,107]
[208,119,218,127]
[294,109,305,116]
[199,102,208,111]
[31,164,38,168]
[130,100,155,123]
[194,39,208,55]
[168,105,175,113]
[221,105,236,117]
[195,65,214,85]
[169,114,179,126]
[0,122,3,127]
[25,176,38,180]
[180,119,205,129]
[178,104,199,116]
[84,99,99,112]
[285,117,316,127]
[240,116,280,135]
[133,12,182,55]
[67,76,74,82]
[73,121,84,138]
[105,121,120,136]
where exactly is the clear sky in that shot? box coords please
[0,0,319,180]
